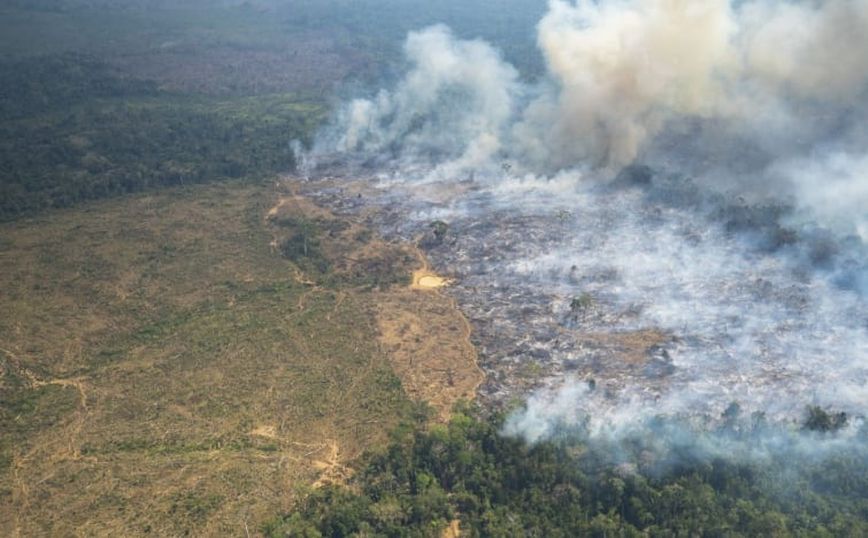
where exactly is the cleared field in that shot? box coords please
[0,181,474,536]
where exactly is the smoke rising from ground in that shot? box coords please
[334,25,520,177]
[305,0,868,463]
[313,0,868,238]
[518,0,736,170]
[527,0,868,169]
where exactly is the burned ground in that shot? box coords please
[293,169,867,426]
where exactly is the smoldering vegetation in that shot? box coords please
[303,167,868,471]
[301,0,868,474]
[311,0,868,241]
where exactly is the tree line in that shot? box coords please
[0,54,323,220]
[265,404,868,537]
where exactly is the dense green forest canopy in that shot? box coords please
[0,54,323,218]
[267,406,868,537]
[1,1,545,67]
[0,1,546,220]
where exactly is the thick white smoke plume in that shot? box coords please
[312,0,868,238]
[306,0,868,458]
[517,0,737,170]
[523,0,868,170]
[333,25,520,177]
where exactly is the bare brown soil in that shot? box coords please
[412,271,451,289]
[377,246,483,422]
[578,329,671,366]
[442,519,462,538]
[266,187,484,423]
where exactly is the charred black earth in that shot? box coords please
[292,163,868,432]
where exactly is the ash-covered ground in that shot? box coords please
[296,163,868,437]
[291,0,868,456]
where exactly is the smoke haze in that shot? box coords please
[306,0,868,463]
[315,0,868,236]
[336,25,521,177]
